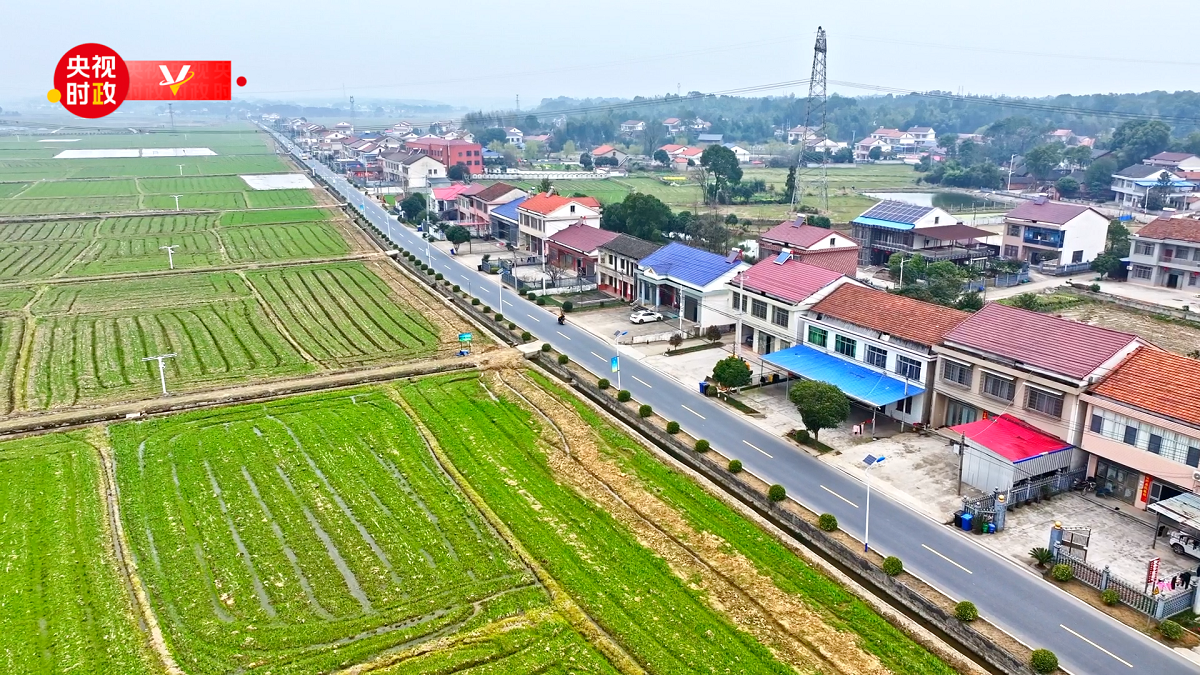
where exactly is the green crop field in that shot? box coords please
[0,240,90,279]
[19,178,141,198]
[138,175,249,194]
[221,222,349,262]
[141,192,247,210]
[0,432,158,675]
[0,155,292,181]
[111,389,543,674]
[219,206,335,226]
[0,195,141,216]
[0,182,30,198]
[247,263,440,367]
[97,214,220,236]
[66,232,225,276]
[0,219,95,242]
[244,189,316,208]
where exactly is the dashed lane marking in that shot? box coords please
[821,485,858,508]
[743,440,772,458]
[921,544,973,574]
[631,375,652,388]
[1060,625,1133,668]
[556,332,571,340]
[681,405,705,419]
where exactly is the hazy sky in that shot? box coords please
[3,0,1197,110]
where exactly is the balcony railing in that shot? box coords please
[872,240,994,260]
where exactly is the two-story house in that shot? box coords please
[1110,164,1196,210]
[590,145,628,167]
[932,303,1143,448]
[515,193,602,255]
[757,218,860,276]
[379,150,445,191]
[850,200,966,266]
[728,254,856,356]
[620,120,646,134]
[1144,152,1200,171]
[546,223,619,278]
[406,138,485,174]
[787,125,822,146]
[636,243,748,329]
[1000,198,1109,266]
[1125,217,1200,289]
[907,126,937,147]
[458,182,527,235]
[597,234,661,302]
[663,118,683,134]
[1081,346,1200,508]
[504,128,523,145]
[782,284,971,426]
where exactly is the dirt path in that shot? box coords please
[494,369,890,675]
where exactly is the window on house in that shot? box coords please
[1025,386,1064,418]
[807,326,827,347]
[934,216,940,224]
[1071,250,1083,263]
[732,292,741,311]
[751,299,767,320]
[865,345,887,368]
[1191,275,1198,287]
[570,205,576,213]
[1188,447,1200,468]
[1123,424,1138,445]
[1090,414,1103,433]
[1003,245,1019,258]
[771,306,788,328]
[981,372,1015,401]
[1193,249,1200,262]
[1132,265,1152,280]
[1008,224,1021,237]
[1148,434,1163,454]
[942,359,972,387]
[1134,242,1154,256]
[896,355,922,380]
[834,335,857,358]
[829,237,836,246]
[896,396,913,415]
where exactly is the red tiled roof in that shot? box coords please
[760,219,857,249]
[660,144,684,153]
[812,285,970,346]
[680,147,703,157]
[592,144,615,155]
[518,193,601,215]
[547,222,619,253]
[731,257,846,305]
[1133,217,1200,244]
[663,117,680,124]
[943,303,1140,380]
[473,182,523,202]
[1091,346,1200,428]
[1005,200,1095,224]
[1148,151,1196,163]
[951,414,1072,462]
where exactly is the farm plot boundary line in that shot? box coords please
[385,388,644,675]
[498,370,861,675]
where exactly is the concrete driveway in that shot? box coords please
[571,304,681,343]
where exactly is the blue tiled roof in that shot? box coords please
[762,344,924,407]
[491,196,526,222]
[638,242,741,288]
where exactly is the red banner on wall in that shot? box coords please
[1139,475,1152,504]
[125,61,231,101]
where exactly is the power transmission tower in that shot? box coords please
[791,27,829,216]
[168,103,175,131]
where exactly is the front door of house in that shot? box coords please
[684,296,698,322]
[1094,459,1141,504]
[1168,273,1181,289]
[944,399,978,427]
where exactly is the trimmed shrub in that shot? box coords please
[482,306,491,313]
[495,313,503,322]
[767,484,786,502]
[1030,649,1058,674]
[1160,619,1183,641]
[471,298,480,305]
[435,272,443,280]
[728,459,743,473]
[1101,589,1120,606]
[954,601,978,622]
[638,404,652,418]
[508,322,516,330]
[562,300,574,312]
[557,354,569,365]
[527,291,536,300]
[818,513,838,532]
[705,384,718,397]
[694,439,710,453]
[616,390,632,402]
[521,331,532,341]
[1089,283,1101,292]
[452,284,460,292]
[1029,547,1053,567]
[796,429,810,443]
[882,556,903,576]
[597,378,610,389]
[1051,563,1073,582]
[536,297,546,306]
[666,421,680,434]
[541,343,552,352]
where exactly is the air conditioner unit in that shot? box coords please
[1192,470,1200,482]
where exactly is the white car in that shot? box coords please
[1169,530,1200,559]
[630,309,663,324]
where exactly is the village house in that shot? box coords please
[728,254,857,356]
[590,144,628,167]
[1143,152,1200,171]
[515,193,602,255]
[1000,198,1109,267]
[722,143,751,163]
[636,243,748,329]
[850,201,987,266]
[1081,346,1200,509]
[1110,164,1196,211]
[931,303,1143,447]
[504,128,524,145]
[1125,217,1200,290]
[620,120,646,134]
[380,150,445,192]
[457,183,527,236]
[663,118,683,134]
[597,234,661,302]
[757,218,860,277]
[405,138,485,175]
[546,222,620,278]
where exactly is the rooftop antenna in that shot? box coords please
[792,26,829,215]
[160,244,178,269]
[142,353,177,396]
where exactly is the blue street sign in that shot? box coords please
[611,356,619,373]
[458,333,472,341]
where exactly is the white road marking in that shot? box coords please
[921,544,973,574]
[631,375,652,388]
[526,314,541,322]
[503,300,513,306]
[590,352,604,360]
[556,331,571,340]
[743,440,773,458]
[1060,625,1133,668]
[681,405,705,419]
[820,485,858,508]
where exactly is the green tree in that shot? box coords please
[653,148,670,165]
[1110,119,1171,166]
[538,177,552,194]
[600,192,672,242]
[522,114,539,132]
[782,166,797,204]
[579,152,593,170]
[888,252,926,287]
[788,380,850,441]
[832,146,854,164]
[1064,144,1093,169]
[700,144,743,204]
[868,145,882,161]
[1106,219,1130,253]
[1055,176,1080,198]
[444,225,472,251]
[955,292,984,312]
[476,128,506,146]
[937,133,958,156]
[1023,143,1063,180]
[1148,170,1175,210]
[400,193,427,222]
[1084,156,1117,197]
[711,356,751,390]
[561,140,576,156]
[1090,252,1122,278]
[447,163,470,181]
[523,139,543,161]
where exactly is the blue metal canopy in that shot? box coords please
[762,344,924,407]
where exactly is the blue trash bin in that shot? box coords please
[960,513,973,532]
[699,382,709,395]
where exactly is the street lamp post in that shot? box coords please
[863,454,886,553]
[898,256,909,288]
[612,331,627,390]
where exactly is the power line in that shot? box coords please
[840,33,1200,69]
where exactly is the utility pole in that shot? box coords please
[160,244,178,269]
[515,94,520,112]
[792,27,829,215]
[142,353,177,396]
[170,194,182,211]
[168,102,175,131]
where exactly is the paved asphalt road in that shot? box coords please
[269,128,1196,674]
